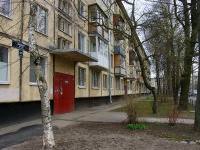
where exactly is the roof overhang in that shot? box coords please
[50,49,98,62]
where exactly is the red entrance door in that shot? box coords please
[54,72,74,114]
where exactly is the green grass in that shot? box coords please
[112,101,195,119]
[127,123,148,130]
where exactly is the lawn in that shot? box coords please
[113,98,195,119]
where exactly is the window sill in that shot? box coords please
[0,81,10,85]
[29,82,37,86]
[0,13,12,20]
[58,29,72,37]
[78,15,86,21]
[78,85,86,89]
[35,30,48,37]
[92,87,100,90]
[103,88,107,90]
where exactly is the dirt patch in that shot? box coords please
[6,122,200,150]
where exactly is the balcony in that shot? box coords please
[89,52,109,70]
[114,66,125,76]
[114,46,125,57]
[89,36,109,70]
[113,14,125,40]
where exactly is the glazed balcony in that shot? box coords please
[114,66,125,77]
[114,45,125,58]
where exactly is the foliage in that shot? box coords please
[122,96,150,124]
[127,123,148,130]
[166,104,181,126]
[113,99,195,119]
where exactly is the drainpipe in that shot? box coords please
[19,0,25,102]
[108,11,112,103]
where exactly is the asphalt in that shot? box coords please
[0,101,195,135]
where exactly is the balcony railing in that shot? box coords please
[114,45,125,57]
[114,66,125,76]
[89,52,109,69]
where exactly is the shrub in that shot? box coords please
[127,123,148,130]
[123,96,140,124]
[166,104,180,126]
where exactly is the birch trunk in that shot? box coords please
[28,0,55,148]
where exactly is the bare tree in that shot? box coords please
[174,0,198,110]
[28,0,55,148]
[115,0,158,113]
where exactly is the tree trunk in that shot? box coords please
[28,0,55,148]
[178,0,197,110]
[194,0,200,131]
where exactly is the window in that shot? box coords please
[78,33,85,52]
[57,37,71,49]
[111,54,113,68]
[78,67,86,87]
[30,56,46,83]
[92,71,99,88]
[121,79,124,90]
[36,5,48,34]
[0,0,12,17]
[78,0,85,18]
[110,76,113,89]
[103,74,107,89]
[0,46,9,83]
[58,16,72,35]
[130,81,132,90]
[58,0,72,16]
[116,78,120,90]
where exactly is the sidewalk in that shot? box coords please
[0,101,195,136]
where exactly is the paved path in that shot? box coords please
[0,101,195,149]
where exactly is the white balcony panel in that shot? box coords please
[115,67,125,76]
[89,52,109,69]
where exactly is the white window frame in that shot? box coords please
[0,46,10,84]
[110,76,113,89]
[57,37,71,49]
[58,0,72,17]
[58,16,72,36]
[36,5,48,35]
[78,67,86,87]
[0,0,12,18]
[78,32,85,52]
[103,74,107,89]
[29,56,47,85]
[92,71,99,88]
[78,0,85,18]
[116,77,120,90]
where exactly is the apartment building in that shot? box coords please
[0,0,149,116]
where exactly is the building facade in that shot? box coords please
[0,0,149,115]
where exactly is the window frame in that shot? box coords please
[58,0,72,17]
[0,46,10,84]
[29,56,47,85]
[57,37,72,49]
[78,0,85,18]
[116,77,120,90]
[92,71,99,88]
[103,74,107,89]
[78,67,86,87]
[58,15,72,36]
[0,0,12,18]
[36,5,48,35]
[78,32,85,52]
